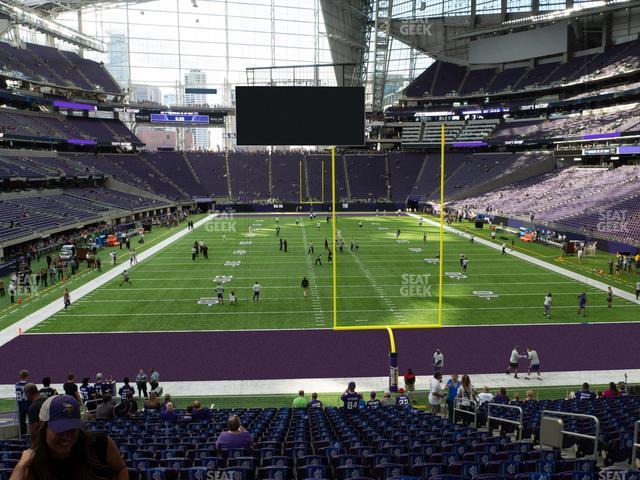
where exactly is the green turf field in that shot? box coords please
[29,213,638,333]
[0,216,207,331]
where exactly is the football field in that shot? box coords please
[31,213,639,333]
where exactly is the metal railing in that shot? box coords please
[632,420,640,471]
[541,410,600,461]
[453,396,478,427]
[487,403,524,440]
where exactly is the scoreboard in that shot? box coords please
[150,113,209,124]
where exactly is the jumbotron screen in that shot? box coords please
[235,86,365,146]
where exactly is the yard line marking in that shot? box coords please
[348,248,406,322]
[408,213,640,305]
[300,223,325,326]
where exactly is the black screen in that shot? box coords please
[235,86,365,146]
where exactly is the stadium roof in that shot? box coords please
[13,0,152,14]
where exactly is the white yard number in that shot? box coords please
[473,290,499,300]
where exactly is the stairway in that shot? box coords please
[181,152,202,188]
[140,155,190,199]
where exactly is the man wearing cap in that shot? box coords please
[9,395,128,479]
[396,388,411,408]
[380,391,395,407]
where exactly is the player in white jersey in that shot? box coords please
[525,347,542,380]
[543,293,552,318]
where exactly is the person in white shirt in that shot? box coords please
[635,281,640,300]
[433,349,444,374]
[252,282,262,302]
[478,386,494,405]
[428,373,444,414]
[506,346,522,379]
[228,291,237,304]
[543,293,552,318]
[577,248,583,263]
[525,347,542,381]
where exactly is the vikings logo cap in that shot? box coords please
[39,395,83,433]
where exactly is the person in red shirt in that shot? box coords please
[602,382,620,398]
[404,368,416,403]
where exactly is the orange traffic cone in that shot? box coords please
[17,297,23,305]
[18,328,22,335]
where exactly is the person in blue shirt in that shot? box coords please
[15,369,30,436]
[307,392,323,409]
[445,374,461,423]
[575,382,596,401]
[340,381,362,413]
[118,377,135,400]
[578,292,587,316]
[396,388,410,408]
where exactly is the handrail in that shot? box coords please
[632,420,639,471]
[541,410,600,461]
[453,396,477,427]
[487,402,524,440]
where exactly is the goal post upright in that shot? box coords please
[438,123,445,327]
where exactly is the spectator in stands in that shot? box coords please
[95,393,117,419]
[396,388,410,407]
[511,393,522,405]
[603,382,620,398]
[367,392,381,409]
[135,368,148,398]
[428,372,444,414]
[63,373,81,403]
[341,382,362,414]
[160,402,178,422]
[216,415,253,450]
[525,390,535,402]
[308,393,323,409]
[191,400,210,420]
[445,374,461,423]
[125,391,138,415]
[143,392,161,411]
[380,391,395,407]
[292,390,307,408]
[162,394,172,409]
[456,375,476,425]
[24,383,42,441]
[118,377,135,400]
[149,367,160,385]
[478,386,494,405]
[10,395,127,480]
[38,377,58,398]
[494,387,509,403]
[576,382,596,401]
[15,370,30,437]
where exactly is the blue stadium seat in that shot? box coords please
[179,466,214,479]
[335,465,366,479]
[140,467,179,480]
[256,466,290,479]
[297,464,329,479]
[222,466,253,480]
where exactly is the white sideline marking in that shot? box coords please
[408,213,640,305]
[0,214,217,348]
